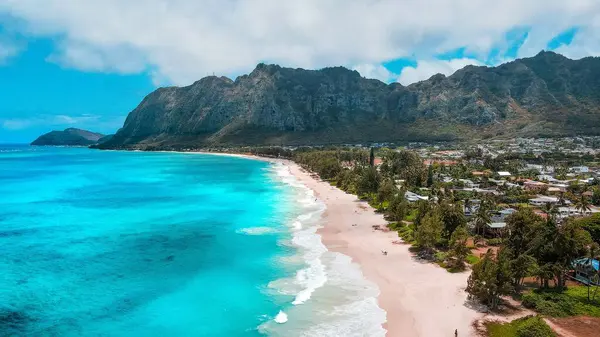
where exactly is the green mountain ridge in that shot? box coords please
[99,51,600,149]
[31,128,105,146]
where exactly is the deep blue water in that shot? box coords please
[0,145,297,336]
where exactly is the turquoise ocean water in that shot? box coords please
[0,145,386,337]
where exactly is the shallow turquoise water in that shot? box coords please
[0,146,298,336]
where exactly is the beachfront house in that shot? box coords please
[571,258,600,286]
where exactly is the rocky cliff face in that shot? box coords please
[31,128,105,146]
[101,51,600,148]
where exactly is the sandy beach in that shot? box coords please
[282,160,483,337]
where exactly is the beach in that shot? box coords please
[282,160,483,337]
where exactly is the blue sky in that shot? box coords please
[0,1,597,143]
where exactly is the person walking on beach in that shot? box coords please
[454,329,458,337]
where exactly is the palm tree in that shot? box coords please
[473,203,491,237]
[542,203,559,222]
[576,195,592,216]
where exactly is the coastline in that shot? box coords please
[282,160,483,337]
[142,150,484,336]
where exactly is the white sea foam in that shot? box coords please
[235,227,277,235]
[261,162,386,337]
[274,310,288,324]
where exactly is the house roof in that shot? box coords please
[573,258,600,271]
[488,222,507,229]
[497,171,512,176]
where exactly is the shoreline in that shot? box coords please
[123,150,484,336]
[281,160,483,337]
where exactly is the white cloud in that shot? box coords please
[397,58,482,85]
[0,1,598,84]
[1,114,100,130]
[352,64,396,82]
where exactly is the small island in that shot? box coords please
[31,128,106,146]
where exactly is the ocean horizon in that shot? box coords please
[0,145,385,336]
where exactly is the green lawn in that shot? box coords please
[522,286,600,317]
[486,316,555,337]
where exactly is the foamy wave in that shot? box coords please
[291,225,327,305]
[274,310,288,324]
[262,162,386,337]
[236,227,277,235]
[269,162,328,306]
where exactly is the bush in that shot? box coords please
[515,316,555,337]
[487,316,556,337]
[434,251,448,263]
[487,238,504,246]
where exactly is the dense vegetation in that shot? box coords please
[289,146,600,315]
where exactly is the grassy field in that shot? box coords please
[522,286,600,317]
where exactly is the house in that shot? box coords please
[491,208,517,223]
[537,174,556,182]
[524,180,547,191]
[547,187,562,194]
[571,166,590,173]
[404,191,429,203]
[464,199,481,216]
[571,258,599,286]
[458,179,479,189]
[486,222,507,236]
[548,183,568,192]
[497,171,512,177]
[529,195,567,206]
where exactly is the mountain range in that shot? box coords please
[99,51,600,149]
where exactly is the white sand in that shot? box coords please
[284,161,483,337]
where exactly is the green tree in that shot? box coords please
[415,209,443,254]
[427,164,434,187]
[574,213,600,244]
[439,201,467,240]
[509,253,538,293]
[449,225,470,270]
[369,147,375,167]
[473,203,491,236]
[466,248,513,309]
[413,199,431,229]
[576,194,592,216]
[387,193,408,222]
[377,178,397,204]
[356,166,380,196]
[505,208,543,257]
[552,219,593,290]
[592,187,600,206]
